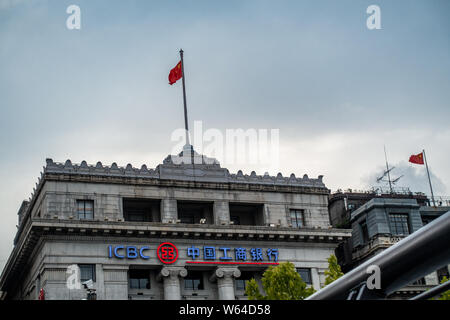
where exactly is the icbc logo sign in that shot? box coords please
[157,242,178,264]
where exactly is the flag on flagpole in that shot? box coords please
[409,152,424,165]
[169,61,182,85]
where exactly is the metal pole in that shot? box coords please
[410,279,450,300]
[306,211,450,300]
[423,149,436,207]
[179,49,190,147]
[384,145,393,194]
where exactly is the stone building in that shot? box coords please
[0,147,351,300]
[328,190,429,229]
[335,197,450,299]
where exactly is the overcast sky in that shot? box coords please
[1,0,449,270]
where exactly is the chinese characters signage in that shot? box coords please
[108,243,279,265]
[187,246,278,263]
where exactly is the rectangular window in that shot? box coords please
[178,201,214,225]
[297,268,312,285]
[184,271,204,290]
[437,267,450,283]
[412,278,426,286]
[230,216,241,225]
[290,209,304,228]
[421,215,437,226]
[229,203,264,226]
[129,270,150,289]
[235,279,247,291]
[77,200,94,220]
[235,272,254,291]
[360,220,369,244]
[389,213,410,236]
[79,264,96,282]
[123,198,161,222]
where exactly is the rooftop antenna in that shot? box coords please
[384,145,393,193]
[375,145,402,194]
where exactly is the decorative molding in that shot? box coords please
[43,149,326,189]
[210,267,241,282]
[157,267,187,282]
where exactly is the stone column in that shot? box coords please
[158,267,187,300]
[161,199,178,223]
[95,264,105,300]
[214,201,230,225]
[311,268,321,291]
[210,267,241,300]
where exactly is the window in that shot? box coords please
[178,201,213,225]
[230,216,240,225]
[229,203,264,226]
[184,271,204,290]
[235,272,254,291]
[235,279,247,291]
[437,267,450,283]
[79,264,96,282]
[421,215,437,226]
[412,278,426,286]
[389,213,410,236]
[129,270,150,289]
[179,214,196,224]
[297,268,312,285]
[290,209,304,228]
[123,199,160,222]
[360,220,369,244]
[77,200,94,220]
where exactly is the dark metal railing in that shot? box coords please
[307,210,450,300]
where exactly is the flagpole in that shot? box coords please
[179,49,190,147]
[423,149,436,207]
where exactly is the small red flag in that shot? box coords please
[409,152,424,165]
[38,288,45,300]
[168,61,182,85]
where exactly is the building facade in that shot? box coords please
[335,197,450,299]
[0,147,351,300]
[328,190,429,229]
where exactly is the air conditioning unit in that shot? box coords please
[269,223,276,227]
[229,221,234,225]
[176,219,181,223]
[69,216,74,219]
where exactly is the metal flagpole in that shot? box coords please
[423,149,436,207]
[179,49,190,147]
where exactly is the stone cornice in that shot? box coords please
[44,158,327,190]
[15,156,329,250]
[0,217,351,296]
[29,218,351,242]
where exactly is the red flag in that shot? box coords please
[168,61,182,85]
[38,288,45,300]
[409,152,424,165]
